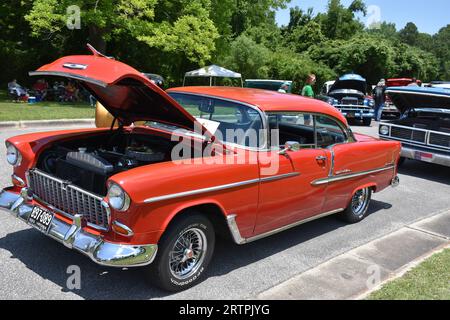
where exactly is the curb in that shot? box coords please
[256,209,450,300]
[0,119,95,129]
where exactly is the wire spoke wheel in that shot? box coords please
[351,188,370,216]
[168,228,207,280]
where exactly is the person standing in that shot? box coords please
[301,74,316,98]
[374,79,386,122]
[301,74,316,125]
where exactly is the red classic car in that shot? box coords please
[0,49,401,292]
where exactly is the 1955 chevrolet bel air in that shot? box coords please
[0,47,401,291]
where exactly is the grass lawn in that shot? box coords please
[368,248,450,300]
[0,90,94,122]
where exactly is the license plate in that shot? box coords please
[414,151,433,162]
[28,206,54,233]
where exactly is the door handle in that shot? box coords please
[316,156,327,162]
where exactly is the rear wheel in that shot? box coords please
[339,187,372,223]
[144,213,215,292]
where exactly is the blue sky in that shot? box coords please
[276,0,450,35]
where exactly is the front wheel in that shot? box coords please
[144,213,215,292]
[339,187,372,224]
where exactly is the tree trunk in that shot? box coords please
[88,25,107,54]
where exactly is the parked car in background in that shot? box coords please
[0,50,401,292]
[320,80,335,96]
[318,74,375,126]
[429,81,450,89]
[379,86,450,167]
[383,78,422,119]
[245,79,293,93]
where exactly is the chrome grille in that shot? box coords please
[28,169,109,230]
[341,97,360,105]
[391,127,426,143]
[429,132,450,148]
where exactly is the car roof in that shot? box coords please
[339,74,366,82]
[167,86,348,124]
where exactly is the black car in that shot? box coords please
[379,86,450,167]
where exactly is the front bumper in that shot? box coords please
[0,188,158,267]
[401,147,450,167]
[335,106,374,119]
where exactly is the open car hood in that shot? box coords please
[329,74,367,94]
[29,48,210,136]
[385,86,450,113]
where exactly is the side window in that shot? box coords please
[315,115,347,148]
[268,113,315,149]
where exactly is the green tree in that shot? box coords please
[318,0,366,40]
[399,22,419,46]
[25,0,219,65]
[222,35,271,79]
[284,20,326,53]
[432,25,450,79]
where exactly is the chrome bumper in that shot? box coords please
[336,107,374,118]
[0,188,158,267]
[401,147,450,167]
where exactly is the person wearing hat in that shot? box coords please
[374,79,386,122]
[278,83,290,93]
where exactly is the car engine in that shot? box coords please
[36,132,174,195]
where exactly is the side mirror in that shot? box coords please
[278,141,301,156]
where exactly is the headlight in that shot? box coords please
[379,125,389,135]
[327,98,337,106]
[107,183,130,211]
[6,143,22,166]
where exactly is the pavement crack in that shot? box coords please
[405,226,450,241]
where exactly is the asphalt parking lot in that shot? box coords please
[0,123,449,300]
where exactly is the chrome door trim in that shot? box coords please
[227,208,344,245]
[311,164,395,186]
[259,172,300,183]
[143,173,300,204]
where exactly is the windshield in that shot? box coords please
[168,92,264,148]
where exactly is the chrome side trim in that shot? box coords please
[259,172,300,182]
[311,164,395,186]
[144,179,260,204]
[227,208,344,245]
[144,173,300,204]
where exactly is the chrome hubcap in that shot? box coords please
[351,188,369,215]
[169,228,207,280]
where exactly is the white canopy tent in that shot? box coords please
[183,64,243,87]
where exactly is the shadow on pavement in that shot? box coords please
[0,198,393,300]
[398,159,450,185]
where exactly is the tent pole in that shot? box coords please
[183,76,186,86]
[210,76,212,86]
[241,78,243,88]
